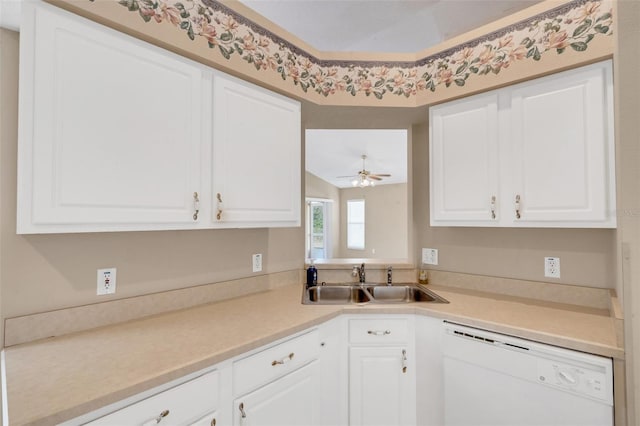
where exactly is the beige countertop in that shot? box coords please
[3,284,622,425]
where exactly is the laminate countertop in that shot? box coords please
[2,283,622,425]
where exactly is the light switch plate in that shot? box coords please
[97,268,116,295]
[422,248,438,265]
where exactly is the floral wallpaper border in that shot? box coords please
[103,0,613,100]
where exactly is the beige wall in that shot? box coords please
[615,0,640,423]
[0,29,303,337]
[339,183,408,259]
[305,172,340,258]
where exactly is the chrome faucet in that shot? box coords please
[358,263,366,283]
[387,266,393,285]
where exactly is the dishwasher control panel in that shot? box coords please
[537,357,609,403]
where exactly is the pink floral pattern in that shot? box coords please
[100,0,613,100]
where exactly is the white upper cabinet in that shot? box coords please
[18,2,206,233]
[430,93,500,225]
[17,2,301,234]
[430,60,615,228]
[212,73,301,228]
[508,63,615,227]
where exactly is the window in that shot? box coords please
[347,199,365,250]
[306,199,332,259]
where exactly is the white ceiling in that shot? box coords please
[238,0,541,53]
[306,129,407,188]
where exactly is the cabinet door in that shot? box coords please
[212,73,301,228]
[430,92,500,226]
[87,371,220,425]
[233,361,319,426]
[349,346,414,426]
[17,3,205,234]
[415,316,445,426]
[190,410,218,426]
[318,317,348,426]
[508,61,615,227]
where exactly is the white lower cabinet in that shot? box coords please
[318,316,348,426]
[85,370,220,426]
[190,410,220,426]
[231,329,322,425]
[232,361,319,425]
[75,315,443,426]
[348,316,417,426]
[415,316,445,426]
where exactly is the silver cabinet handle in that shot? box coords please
[155,410,170,424]
[239,402,247,419]
[193,192,200,221]
[210,418,216,426]
[216,192,223,220]
[490,195,496,219]
[367,330,391,336]
[402,349,407,374]
[272,352,294,366]
[515,194,521,219]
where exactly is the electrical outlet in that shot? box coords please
[422,248,438,265]
[252,253,262,272]
[97,268,116,295]
[544,257,560,278]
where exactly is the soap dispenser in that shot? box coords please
[306,261,318,287]
[418,264,428,285]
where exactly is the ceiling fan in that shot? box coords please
[337,155,391,187]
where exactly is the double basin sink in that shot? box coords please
[302,283,449,305]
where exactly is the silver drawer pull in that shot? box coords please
[490,195,496,219]
[211,418,216,426]
[155,410,170,424]
[272,352,295,366]
[216,192,223,220]
[193,192,200,221]
[402,349,407,373]
[367,330,391,336]
[239,402,247,419]
[515,194,521,219]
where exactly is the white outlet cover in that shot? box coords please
[544,257,560,278]
[422,248,438,265]
[97,268,117,295]
[252,254,263,272]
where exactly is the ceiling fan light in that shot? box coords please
[351,179,359,187]
[370,180,375,187]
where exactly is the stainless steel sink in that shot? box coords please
[302,283,448,305]
[305,285,371,304]
[364,284,449,303]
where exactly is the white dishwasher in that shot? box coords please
[443,323,613,426]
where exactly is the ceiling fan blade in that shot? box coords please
[370,174,391,178]
[368,175,383,181]
[336,175,357,178]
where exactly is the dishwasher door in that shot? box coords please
[443,323,613,426]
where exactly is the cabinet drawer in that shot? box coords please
[349,318,409,344]
[233,329,319,396]
[87,370,219,425]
